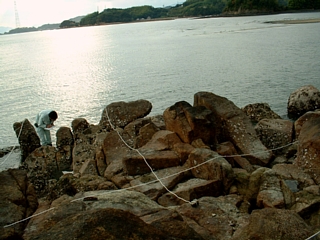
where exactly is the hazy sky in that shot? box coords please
[0,0,178,28]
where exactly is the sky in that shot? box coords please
[0,0,178,28]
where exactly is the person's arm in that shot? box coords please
[37,114,51,129]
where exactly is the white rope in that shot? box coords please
[305,229,320,240]
[3,207,55,228]
[0,119,25,167]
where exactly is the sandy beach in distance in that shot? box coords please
[266,18,320,24]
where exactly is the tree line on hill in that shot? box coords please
[60,0,319,28]
[2,0,319,34]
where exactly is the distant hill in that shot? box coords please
[0,15,85,35]
[37,23,60,31]
[69,16,85,22]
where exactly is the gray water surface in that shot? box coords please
[1,12,320,147]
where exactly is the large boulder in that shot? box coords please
[22,146,71,197]
[186,148,234,193]
[23,191,164,239]
[157,178,222,207]
[71,119,107,177]
[256,169,285,209]
[287,85,320,119]
[47,173,118,201]
[23,190,206,240]
[99,100,152,130]
[0,169,38,240]
[72,142,102,176]
[141,209,205,240]
[194,92,272,166]
[102,128,131,180]
[272,164,315,189]
[130,165,192,200]
[255,119,294,154]
[56,126,74,171]
[294,110,320,138]
[123,149,181,176]
[13,119,40,161]
[216,141,254,173]
[163,101,217,146]
[242,103,281,124]
[175,195,245,240]
[231,208,315,240]
[294,111,320,185]
[124,117,159,148]
[140,130,182,151]
[290,189,320,231]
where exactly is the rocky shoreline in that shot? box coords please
[1,85,320,240]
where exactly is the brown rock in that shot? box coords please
[244,167,268,202]
[0,169,38,240]
[56,126,74,148]
[123,117,160,148]
[13,119,40,161]
[163,101,217,146]
[216,141,254,173]
[256,169,285,209]
[130,165,192,200]
[72,123,108,177]
[231,208,314,240]
[287,85,320,119]
[135,122,160,148]
[123,149,181,176]
[47,173,117,201]
[71,118,90,135]
[141,209,205,240]
[24,205,168,240]
[172,142,195,165]
[102,129,132,180]
[294,111,320,184]
[187,148,234,193]
[191,138,211,149]
[158,178,222,207]
[150,114,166,130]
[272,163,315,189]
[194,91,272,166]
[232,168,250,196]
[176,195,245,240]
[242,103,281,124]
[294,110,320,138]
[56,126,74,171]
[72,143,98,176]
[23,146,62,197]
[140,130,182,151]
[290,189,320,229]
[111,172,133,188]
[99,100,152,130]
[255,118,294,154]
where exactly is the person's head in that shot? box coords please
[49,111,58,121]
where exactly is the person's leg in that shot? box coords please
[43,130,52,146]
[36,128,46,145]
[37,128,52,145]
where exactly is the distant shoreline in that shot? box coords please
[265,18,320,24]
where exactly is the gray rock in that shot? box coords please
[287,85,320,119]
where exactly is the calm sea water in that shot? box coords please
[1,12,320,148]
